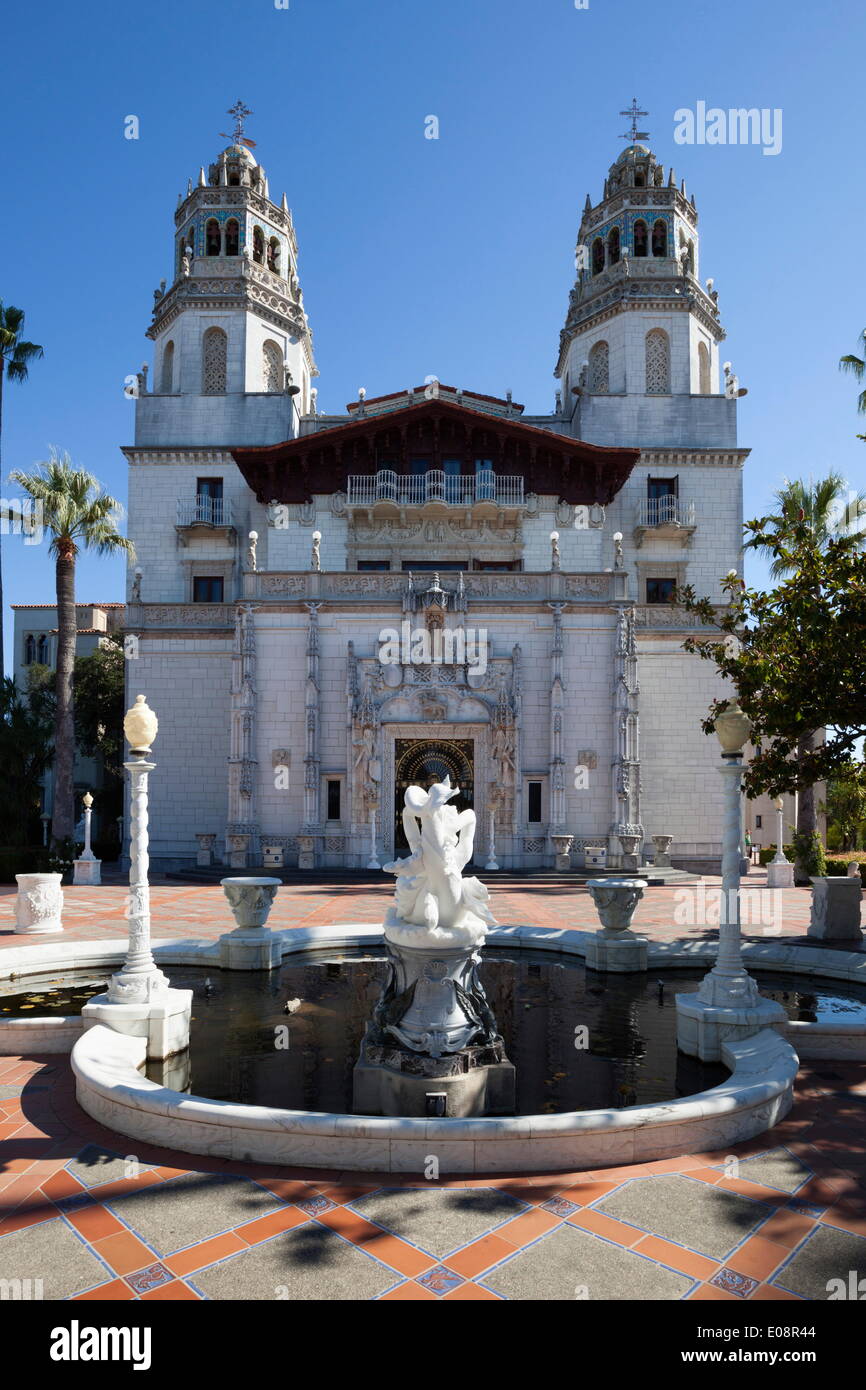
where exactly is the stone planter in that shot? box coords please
[617,833,642,872]
[226,833,251,870]
[196,833,217,867]
[297,834,316,870]
[651,834,674,868]
[14,873,64,934]
[585,877,649,973]
[808,876,863,942]
[219,876,282,970]
[551,834,574,872]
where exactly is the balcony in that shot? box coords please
[634,496,696,548]
[346,469,524,514]
[175,496,236,545]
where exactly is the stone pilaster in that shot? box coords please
[609,605,643,866]
[226,603,260,865]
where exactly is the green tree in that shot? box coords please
[679,516,866,879]
[840,330,866,439]
[0,676,54,845]
[0,304,43,681]
[823,764,866,852]
[8,452,133,843]
[744,473,866,844]
[73,634,125,772]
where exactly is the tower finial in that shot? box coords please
[220,100,256,149]
[619,98,650,145]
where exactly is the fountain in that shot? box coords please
[352,776,515,1118]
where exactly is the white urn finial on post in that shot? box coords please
[73,790,101,884]
[124,694,158,754]
[767,794,795,887]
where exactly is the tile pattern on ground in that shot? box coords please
[190,1224,399,1301]
[593,1175,772,1260]
[480,1225,696,1301]
[349,1187,529,1258]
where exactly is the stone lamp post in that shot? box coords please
[73,792,102,885]
[83,695,192,1059]
[676,702,786,1060]
[767,796,794,888]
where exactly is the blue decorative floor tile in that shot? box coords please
[710,1267,759,1298]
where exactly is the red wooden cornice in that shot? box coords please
[231,397,639,505]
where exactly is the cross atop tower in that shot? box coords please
[221,100,255,148]
[619,98,649,145]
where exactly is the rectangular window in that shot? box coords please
[195,478,224,525]
[402,561,465,571]
[527,782,543,823]
[647,476,677,499]
[755,815,762,829]
[409,457,429,475]
[473,559,522,572]
[326,780,341,821]
[358,560,391,571]
[646,577,676,604]
[193,576,224,603]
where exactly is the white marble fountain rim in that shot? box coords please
[2,925,865,1170]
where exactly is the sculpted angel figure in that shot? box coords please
[383,777,496,947]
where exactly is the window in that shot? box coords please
[606,226,620,265]
[588,340,609,393]
[633,220,648,257]
[193,577,224,603]
[527,782,543,823]
[24,634,35,665]
[205,219,221,256]
[402,561,465,571]
[267,237,280,273]
[634,171,646,188]
[196,478,224,524]
[646,578,676,604]
[473,559,522,571]
[262,340,283,393]
[326,780,342,821]
[225,219,239,256]
[358,560,391,571]
[591,238,604,275]
[652,219,668,257]
[202,327,227,395]
[252,226,265,264]
[160,340,174,393]
[755,816,763,830]
[36,635,49,664]
[698,342,710,394]
[647,476,677,500]
[645,329,670,394]
[647,477,678,525]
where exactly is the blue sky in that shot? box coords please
[2,0,864,670]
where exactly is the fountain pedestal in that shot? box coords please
[584,877,649,972]
[353,777,514,1119]
[218,877,282,969]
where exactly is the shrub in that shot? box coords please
[791,829,827,884]
[824,858,865,885]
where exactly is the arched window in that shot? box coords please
[591,238,604,275]
[24,634,35,665]
[160,340,174,393]
[634,170,646,188]
[202,327,228,395]
[205,219,221,256]
[36,635,49,664]
[606,226,620,265]
[252,226,265,264]
[652,220,668,257]
[698,342,710,395]
[633,220,648,257]
[267,237,280,273]
[225,219,239,256]
[588,340,609,394]
[262,340,283,393]
[645,329,670,395]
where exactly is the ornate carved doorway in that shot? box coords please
[393,738,474,852]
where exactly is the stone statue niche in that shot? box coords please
[352,776,515,1119]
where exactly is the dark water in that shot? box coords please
[5,952,865,1115]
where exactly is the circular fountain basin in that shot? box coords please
[3,925,864,1173]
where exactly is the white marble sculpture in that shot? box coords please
[383,777,496,949]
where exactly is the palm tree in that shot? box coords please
[0,304,44,680]
[746,472,866,852]
[9,451,133,844]
[840,331,866,438]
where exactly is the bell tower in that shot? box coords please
[139,101,317,448]
[556,104,729,448]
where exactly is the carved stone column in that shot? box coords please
[609,606,643,868]
[548,603,567,843]
[302,603,322,861]
[226,603,260,866]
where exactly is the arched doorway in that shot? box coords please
[393,738,474,852]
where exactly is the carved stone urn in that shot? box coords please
[14,873,64,934]
[617,832,642,871]
[651,833,674,868]
[587,877,647,935]
[551,833,574,872]
[221,877,280,929]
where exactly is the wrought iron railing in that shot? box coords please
[637,496,695,528]
[346,469,524,507]
[177,496,233,527]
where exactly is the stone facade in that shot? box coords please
[124,137,745,871]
